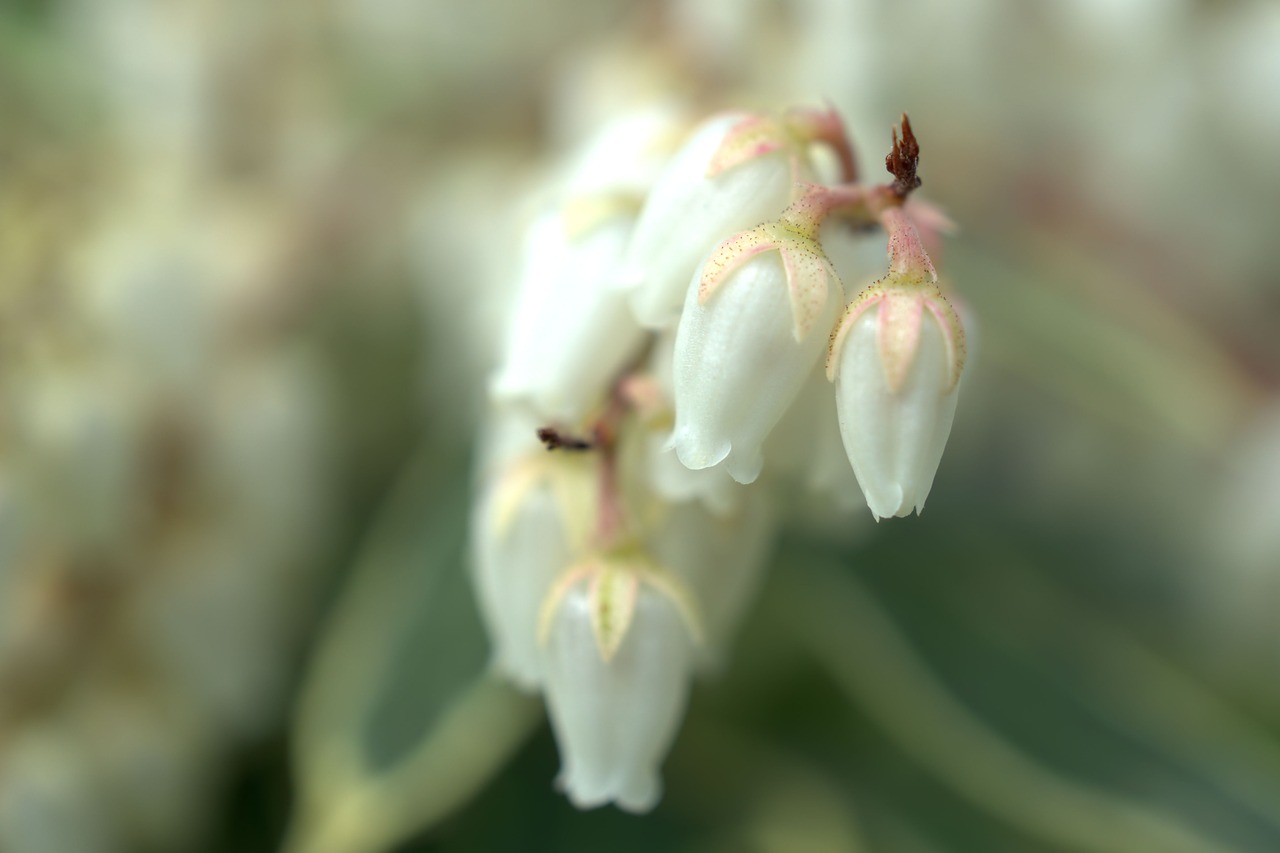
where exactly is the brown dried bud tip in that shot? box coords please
[885,114,922,199]
[537,426,594,452]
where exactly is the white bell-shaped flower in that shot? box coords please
[491,209,644,426]
[538,555,700,813]
[470,451,596,689]
[617,108,853,329]
[624,329,743,516]
[647,490,776,670]
[827,209,967,519]
[671,219,843,484]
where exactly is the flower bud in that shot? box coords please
[671,221,843,484]
[617,108,853,329]
[826,209,966,519]
[538,556,700,812]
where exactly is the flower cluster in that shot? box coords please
[472,106,967,811]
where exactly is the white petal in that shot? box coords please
[542,584,694,813]
[649,491,776,670]
[646,432,741,517]
[471,407,545,482]
[471,470,577,690]
[672,253,839,484]
[559,105,688,199]
[835,305,959,519]
[617,114,797,329]
[624,331,743,516]
[491,211,644,425]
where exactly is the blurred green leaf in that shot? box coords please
[287,442,540,853]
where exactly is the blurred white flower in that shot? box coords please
[538,555,700,813]
[647,490,776,670]
[490,209,644,426]
[617,108,852,329]
[471,449,596,689]
[626,330,744,516]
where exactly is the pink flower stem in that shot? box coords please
[589,383,632,548]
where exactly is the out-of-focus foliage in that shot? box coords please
[2,1,1279,851]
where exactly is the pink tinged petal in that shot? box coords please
[697,225,779,305]
[588,568,640,663]
[706,114,788,178]
[833,303,961,520]
[925,293,968,390]
[779,241,838,341]
[619,114,796,329]
[877,290,925,394]
[783,105,858,182]
[826,285,885,381]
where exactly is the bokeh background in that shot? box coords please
[3,0,1280,851]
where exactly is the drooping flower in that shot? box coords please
[623,330,743,517]
[670,186,846,484]
[617,107,855,330]
[489,105,694,424]
[470,448,596,689]
[538,553,701,812]
[490,209,644,426]
[827,207,966,519]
